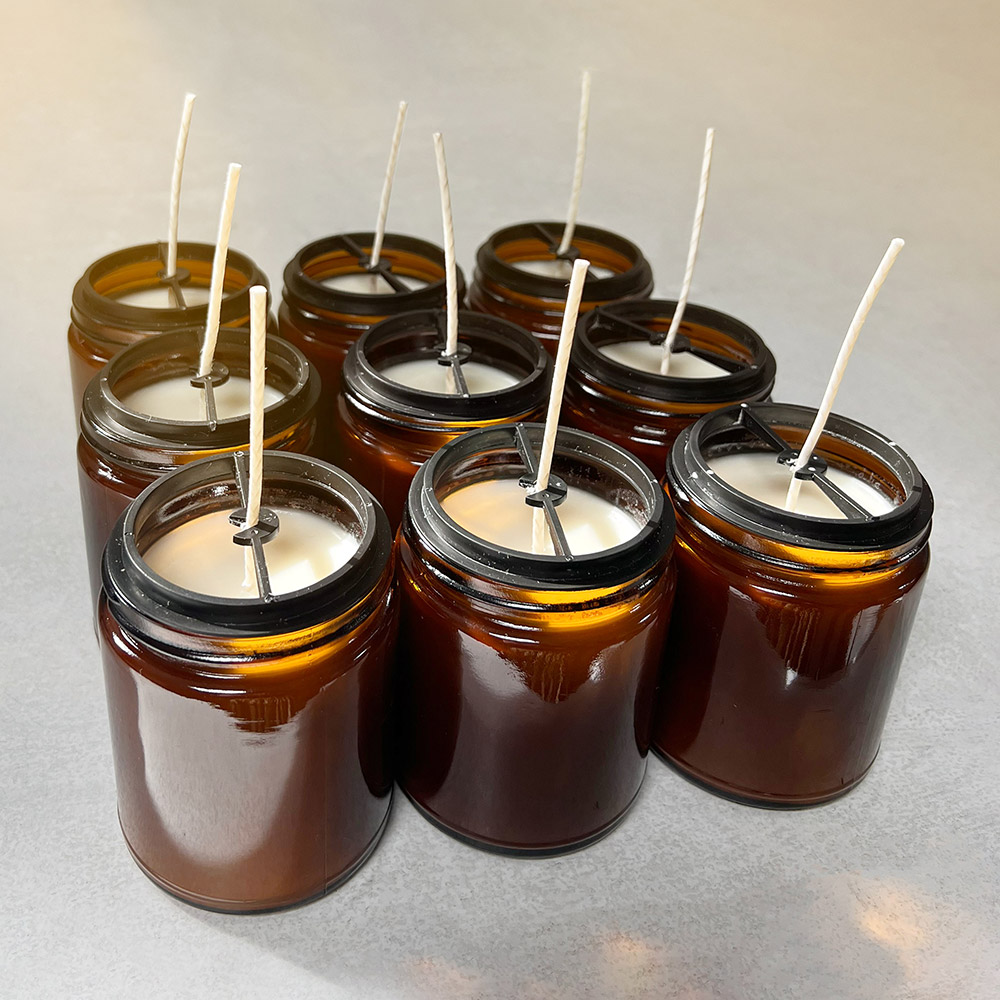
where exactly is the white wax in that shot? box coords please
[441,477,642,555]
[320,272,428,294]
[142,507,359,599]
[118,375,284,421]
[379,358,520,395]
[598,339,729,379]
[707,452,896,519]
[111,285,212,308]
[512,258,615,280]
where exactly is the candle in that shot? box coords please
[441,478,641,554]
[707,451,895,519]
[110,284,213,308]
[118,374,283,421]
[598,339,729,378]
[142,507,359,598]
[320,271,428,294]
[379,358,519,394]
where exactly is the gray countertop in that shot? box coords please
[2,1,998,997]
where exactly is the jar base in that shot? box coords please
[401,774,643,858]
[651,746,877,809]
[117,791,392,914]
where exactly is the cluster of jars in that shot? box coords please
[71,222,933,913]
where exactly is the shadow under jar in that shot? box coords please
[335,308,551,529]
[467,221,654,355]
[279,232,466,458]
[77,328,320,613]
[99,451,397,912]
[564,299,776,476]
[68,240,270,413]
[397,423,677,855]
[654,402,934,807]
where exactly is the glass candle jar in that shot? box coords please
[335,308,551,529]
[77,328,320,613]
[564,299,776,475]
[98,450,396,912]
[68,240,270,412]
[654,402,934,807]
[467,221,654,355]
[396,423,677,854]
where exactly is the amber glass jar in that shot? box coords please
[98,451,396,912]
[468,221,653,354]
[335,308,551,529]
[78,328,320,612]
[397,423,677,855]
[654,402,934,807]
[68,241,270,412]
[565,299,776,474]
[279,232,466,456]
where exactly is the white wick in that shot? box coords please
[242,285,267,593]
[661,127,715,375]
[369,101,408,269]
[531,257,590,553]
[197,163,242,380]
[166,93,196,280]
[784,237,905,511]
[556,70,592,257]
[433,132,460,360]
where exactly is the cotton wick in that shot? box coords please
[433,132,460,362]
[240,285,268,593]
[556,70,592,257]
[197,163,241,381]
[369,101,408,270]
[661,127,715,375]
[165,93,196,282]
[784,237,905,511]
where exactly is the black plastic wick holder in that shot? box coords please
[152,240,194,308]
[188,361,231,432]
[227,450,281,601]
[527,222,600,279]
[332,233,415,294]
[513,423,572,558]
[430,311,473,397]
[735,403,872,520]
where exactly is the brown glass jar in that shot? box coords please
[564,299,776,475]
[654,402,934,807]
[335,308,551,529]
[397,423,677,854]
[77,328,320,613]
[68,241,270,412]
[98,451,396,912]
[468,221,654,355]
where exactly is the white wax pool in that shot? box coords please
[512,259,615,280]
[111,285,213,308]
[320,272,428,294]
[379,358,520,395]
[598,339,729,378]
[118,375,284,422]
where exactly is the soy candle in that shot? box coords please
[77,328,320,613]
[467,221,653,355]
[335,308,551,528]
[564,299,776,474]
[68,241,270,412]
[98,451,396,911]
[396,423,676,854]
[653,402,933,806]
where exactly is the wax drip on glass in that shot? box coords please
[229,285,279,600]
[660,128,715,375]
[190,163,241,429]
[521,258,590,555]
[782,238,905,511]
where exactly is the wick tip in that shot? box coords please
[399,100,408,111]
[890,237,905,249]
[184,92,196,103]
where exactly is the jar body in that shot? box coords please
[98,570,397,912]
[396,532,676,854]
[653,509,930,806]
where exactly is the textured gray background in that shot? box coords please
[2,1,998,997]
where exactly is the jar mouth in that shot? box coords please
[669,402,934,551]
[405,422,675,589]
[82,328,319,451]
[474,221,653,302]
[573,299,777,404]
[104,451,392,637]
[282,231,465,319]
[72,241,267,339]
[344,309,552,421]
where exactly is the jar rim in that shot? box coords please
[474,221,653,302]
[668,402,934,551]
[405,422,675,589]
[103,451,392,637]
[573,299,777,404]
